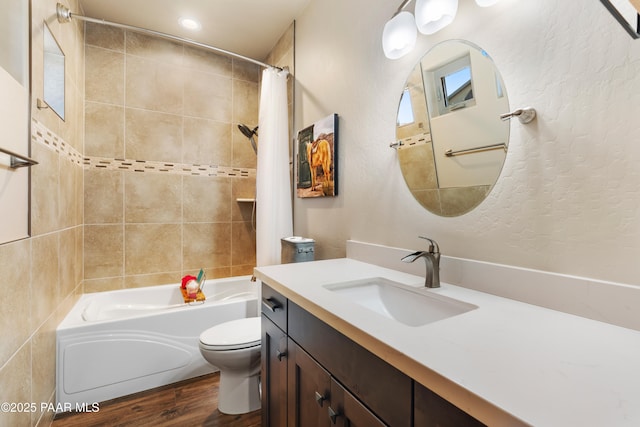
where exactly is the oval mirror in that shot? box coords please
[396,40,509,216]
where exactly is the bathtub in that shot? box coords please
[56,276,259,409]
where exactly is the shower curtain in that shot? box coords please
[256,67,293,266]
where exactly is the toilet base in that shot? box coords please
[218,370,261,414]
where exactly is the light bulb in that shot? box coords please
[179,17,201,31]
[415,0,458,35]
[382,11,418,59]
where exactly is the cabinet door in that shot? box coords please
[414,382,485,427]
[262,315,288,427]
[330,378,386,427]
[288,339,331,427]
[288,302,412,427]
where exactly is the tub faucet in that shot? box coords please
[401,236,440,288]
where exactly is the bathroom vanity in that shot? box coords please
[261,282,483,426]
[256,256,640,426]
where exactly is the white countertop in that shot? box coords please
[255,258,640,427]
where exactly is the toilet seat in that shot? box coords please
[199,317,261,351]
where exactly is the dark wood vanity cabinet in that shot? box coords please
[262,314,288,427]
[261,282,486,427]
[414,382,486,427]
[287,301,412,427]
[287,339,386,427]
[330,376,387,427]
[261,285,289,427]
[287,340,331,425]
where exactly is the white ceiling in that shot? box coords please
[77,0,310,62]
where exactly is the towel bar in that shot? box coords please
[0,147,39,169]
[445,143,507,157]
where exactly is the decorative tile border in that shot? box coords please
[32,118,84,166]
[82,156,255,178]
[32,118,255,178]
[398,131,431,149]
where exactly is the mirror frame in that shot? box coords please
[600,0,640,38]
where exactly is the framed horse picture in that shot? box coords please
[296,114,338,198]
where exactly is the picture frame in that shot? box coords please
[296,113,338,198]
[600,0,640,39]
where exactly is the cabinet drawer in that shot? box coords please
[261,283,287,332]
[288,301,412,427]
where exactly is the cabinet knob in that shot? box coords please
[315,391,326,407]
[276,350,287,361]
[328,406,340,424]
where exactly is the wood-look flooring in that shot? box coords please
[51,373,261,427]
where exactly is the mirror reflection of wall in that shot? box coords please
[43,23,65,120]
[395,40,510,217]
[0,0,30,243]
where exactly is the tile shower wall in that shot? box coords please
[0,1,85,426]
[83,23,260,291]
[264,22,296,141]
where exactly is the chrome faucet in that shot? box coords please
[401,236,440,288]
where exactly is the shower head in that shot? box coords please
[238,124,258,154]
[238,124,258,139]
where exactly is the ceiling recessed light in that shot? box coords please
[179,17,201,31]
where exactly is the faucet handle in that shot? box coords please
[418,236,439,253]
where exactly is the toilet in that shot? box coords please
[199,316,262,414]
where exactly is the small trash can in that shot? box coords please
[281,236,315,264]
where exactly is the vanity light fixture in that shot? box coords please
[382,10,418,59]
[179,17,201,31]
[382,0,501,59]
[415,0,458,35]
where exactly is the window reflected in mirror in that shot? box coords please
[432,55,475,116]
[495,72,504,98]
[442,66,472,107]
[397,88,415,126]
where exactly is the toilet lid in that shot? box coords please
[199,317,261,350]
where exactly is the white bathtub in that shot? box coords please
[56,276,259,409]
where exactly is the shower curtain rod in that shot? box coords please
[55,3,282,71]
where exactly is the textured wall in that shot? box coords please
[294,0,640,286]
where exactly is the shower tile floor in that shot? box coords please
[51,372,261,427]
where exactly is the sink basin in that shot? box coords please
[323,277,477,327]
